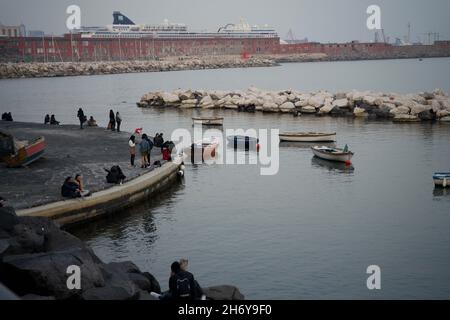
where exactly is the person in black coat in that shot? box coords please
[109,109,116,131]
[61,177,81,198]
[44,114,50,124]
[77,108,86,129]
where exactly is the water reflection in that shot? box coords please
[311,156,355,173]
[433,187,450,198]
[69,182,184,244]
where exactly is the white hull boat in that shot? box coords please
[433,173,450,187]
[279,132,336,142]
[311,146,354,163]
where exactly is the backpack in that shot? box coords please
[105,165,126,184]
[176,274,191,298]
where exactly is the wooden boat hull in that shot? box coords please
[311,146,353,163]
[433,173,450,188]
[3,137,46,168]
[192,117,224,126]
[279,132,336,142]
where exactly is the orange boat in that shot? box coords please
[1,132,46,168]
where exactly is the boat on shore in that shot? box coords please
[279,132,336,142]
[192,117,224,126]
[433,172,450,188]
[311,145,353,163]
[0,132,46,168]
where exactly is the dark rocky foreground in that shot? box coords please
[0,122,163,210]
[0,206,244,300]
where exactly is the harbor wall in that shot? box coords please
[1,33,449,63]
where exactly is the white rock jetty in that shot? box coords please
[138,87,450,122]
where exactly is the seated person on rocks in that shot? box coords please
[180,258,205,300]
[44,114,50,124]
[151,261,204,300]
[87,116,98,127]
[61,176,81,198]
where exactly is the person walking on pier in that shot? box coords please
[108,109,116,131]
[77,108,86,129]
[129,135,136,167]
[116,111,122,132]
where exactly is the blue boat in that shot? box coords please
[433,172,450,188]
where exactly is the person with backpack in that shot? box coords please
[169,261,196,300]
[139,134,150,168]
[144,134,154,165]
[77,108,86,129]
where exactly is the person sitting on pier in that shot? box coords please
[50,115,60,125]
[75,174,90,196]
[44,114,50,124]
[61,176,81,198]
[87,116,97,127]
[154,133,164,148]
[2,112,13,121]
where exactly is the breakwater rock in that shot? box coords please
[138,87,450,122]
[0,206,244,300]
[0,56,275,79]
[0,206,161,300]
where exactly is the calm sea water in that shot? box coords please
[1,58,450,299]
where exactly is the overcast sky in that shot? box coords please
[1,0,449,43]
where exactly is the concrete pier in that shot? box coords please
[0,121,181,227]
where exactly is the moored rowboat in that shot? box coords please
[311,145,353,163]
[192,117,224,126]
[433,172,450,188]
[279,132,336,142]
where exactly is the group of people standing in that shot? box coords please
[128,132,173,168]
[108,110,122,132]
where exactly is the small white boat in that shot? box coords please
[433,173,450,188]
[279,132,336,142]
[183,137,220,162]
[192,117,224,126]
[311,145,354,163]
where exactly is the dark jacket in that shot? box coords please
[77,109,85,122]
[61,182,80,198]
[169,271,196,300]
